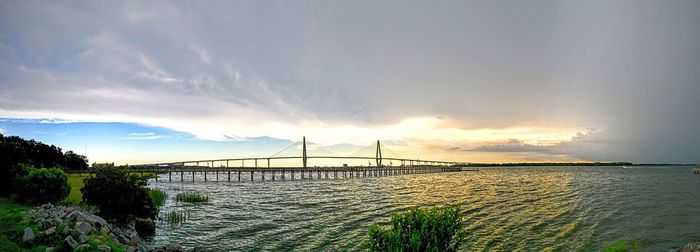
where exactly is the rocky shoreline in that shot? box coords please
[24,203,202,252]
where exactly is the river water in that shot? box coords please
[146,166,700,251]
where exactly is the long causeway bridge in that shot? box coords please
[128,137,475,182]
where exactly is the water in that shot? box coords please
[147,166,700,251]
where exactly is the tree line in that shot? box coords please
[0,133,88,195]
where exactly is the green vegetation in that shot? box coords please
[84,233,127,252]
[65,174,87,205]
[15,165,70,205]
[367,205,465,252]
[603,240,640,252]
[0,198,32,251]
[166,210,187,225]
[176,193,209,203]
[1,133,89,197]
[81,164,156,224]
[1,198,126,251]
[149,189,167,208]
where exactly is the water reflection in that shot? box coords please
[147,166,700,251]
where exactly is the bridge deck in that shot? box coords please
[68,165,477,182]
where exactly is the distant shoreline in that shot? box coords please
[466,162,694,167]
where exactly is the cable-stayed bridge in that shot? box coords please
[131,137,475,182]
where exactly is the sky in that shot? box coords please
[1,0,699,165]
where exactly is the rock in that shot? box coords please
[134,218,156,237]
[75,221,95,235]
[45,247,56,252]
[680,242,700,252]
[98,244,112,252]
[22,227,35,242]
[109,232,119,243]
[64,236,79,249]
[65,211,79,222]
[77,244,89,250]
[45,226,56,236]
[137,244,150,252]
[77,233,89,244]
[165,243,182,252]
[123,245,136,252]
[101,226,110,235]
[40,219,53,230]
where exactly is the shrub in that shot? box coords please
[175,193,208,203]
[81,166,156,224]
[367,205,465,252]
[0,134,86,196]
[15,165,70,205]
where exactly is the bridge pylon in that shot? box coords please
[375,140,382,167]
[302,136,308,168]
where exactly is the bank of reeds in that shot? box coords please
[175,193,209,203]
[149,189,167,208]
[166,210,186,225]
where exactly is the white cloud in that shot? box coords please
[122,132,166,140]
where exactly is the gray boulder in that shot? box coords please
[77,233,89,244]
[22,227,35,242]
[64,236,79,249]
[680,242,700,252]
[123,245,136,252]
[77,244,90,250]
[98,244,112,252]
[75,221,95,235]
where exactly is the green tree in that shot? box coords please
[15,165,70,205]
[81,165,156,224]
[367,206,465,252]
[64,150,89,170]
[0,134,69,195]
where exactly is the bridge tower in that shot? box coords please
[375,140,382,167]
[302,136,308,168]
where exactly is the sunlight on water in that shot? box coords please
[147,166,700,251]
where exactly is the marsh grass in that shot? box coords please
[603,240,641,252]
[176,193,209,203]
[166,210,187,225]
[367,205,465,252]
[149,189,167,208]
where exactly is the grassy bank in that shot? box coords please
[0,198,33,251]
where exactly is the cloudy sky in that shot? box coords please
[1,0,699,165]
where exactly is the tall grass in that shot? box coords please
[176,193,209,203]
[149,189,167,208]
[367,205,465,252]
[603,240,640,252]
[166,210,186,225]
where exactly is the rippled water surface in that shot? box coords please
[147,166,700,251]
